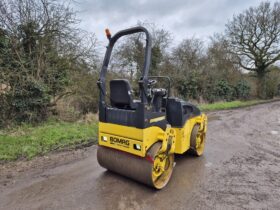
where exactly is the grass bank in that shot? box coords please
[198,99,278,112]
[0,120,98,162]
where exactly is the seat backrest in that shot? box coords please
[110,79,134,109]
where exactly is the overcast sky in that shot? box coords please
[73,0,277,47]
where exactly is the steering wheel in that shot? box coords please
[148,79,157,86]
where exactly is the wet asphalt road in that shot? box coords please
[0,101,280,210]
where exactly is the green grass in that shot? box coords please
[0,120,98,162]
[198,99,268,111]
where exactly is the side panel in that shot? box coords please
[99,132,144,156]
[174,115,205,154]
[98,122,166,157]
[99,122,143,141]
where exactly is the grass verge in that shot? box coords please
[0,120,98,162]
[198,99,278,112]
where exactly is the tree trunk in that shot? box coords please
[256,71,266,99]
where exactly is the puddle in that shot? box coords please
[270,131,279,135]
[208,115,221,122]
[205,162,213,167]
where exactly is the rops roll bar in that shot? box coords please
[98,26,152,103]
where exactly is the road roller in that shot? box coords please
[97,26,207,189]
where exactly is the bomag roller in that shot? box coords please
[97,26,207,189]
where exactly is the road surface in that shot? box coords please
[0,101,280,210]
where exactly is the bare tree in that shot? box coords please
[0,0,97,124]
[172,37,205,76]
[207,34,240,81]
[170,37,206,100]
[226,1,280,98]
[111,22,171,82]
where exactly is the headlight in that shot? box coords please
[134,144,141,151]
[101,136,107,142]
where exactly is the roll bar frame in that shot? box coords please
[98,26,152,104]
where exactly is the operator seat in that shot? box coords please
[110,79,138,109]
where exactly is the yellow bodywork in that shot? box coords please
[173,113,207,154]
[98,113,207,157]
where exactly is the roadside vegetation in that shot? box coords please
[0,120,98,162]
[0,0,280,161]
[198,99,276,112]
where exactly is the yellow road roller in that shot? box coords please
[97,27,207,189]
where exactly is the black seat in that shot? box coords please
[110,79,138,109]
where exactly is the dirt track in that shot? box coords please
[1,101,280,210]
